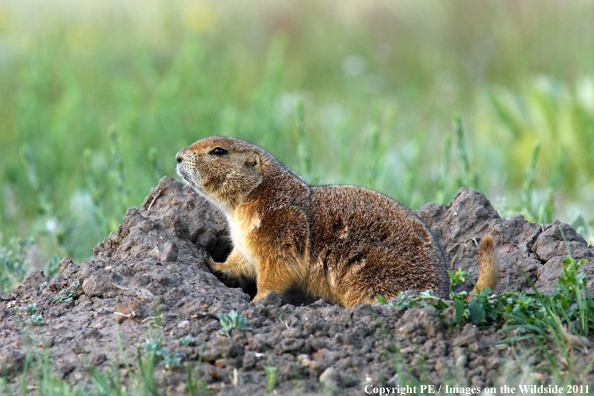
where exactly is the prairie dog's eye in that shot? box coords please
[209,147,228,155]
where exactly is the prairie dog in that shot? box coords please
[176,136,497,307]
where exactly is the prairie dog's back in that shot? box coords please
[306,185,449,305]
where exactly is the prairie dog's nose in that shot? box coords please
[176,149,185,163]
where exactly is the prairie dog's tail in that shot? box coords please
[470,235,499,296]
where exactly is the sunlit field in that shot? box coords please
[2,0,594,290]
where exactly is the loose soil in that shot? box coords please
[1,177,593,395]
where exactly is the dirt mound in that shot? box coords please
[1,177,593,394]
[416,188,594,295]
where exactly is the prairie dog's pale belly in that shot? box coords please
[227,213,260,267]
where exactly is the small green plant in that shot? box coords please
[20,302,43,326]
[161,351,181,369]
[466,287,498,325]
[178,335,194,346]
[217,310,252,335]
[264,364,278,394]
[374,294,391,305]
[26,315,43,326]
[51,285,81,304]
[141,338,182,370]
[447,267,467,297]
[141,338,166,358]
[22,303,37,316]
[447,266,470,326]
[0,236,32,293]
[70,280,82,290]
[445,267,497,327]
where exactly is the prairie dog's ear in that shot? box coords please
[247,152,261,171]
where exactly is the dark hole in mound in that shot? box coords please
[219,277,258,299]
[209,233,233,263]
[216,275,319,305]
[282,286,321,306]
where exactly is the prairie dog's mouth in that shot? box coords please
[176,164,198,189]
[176,163,189,182]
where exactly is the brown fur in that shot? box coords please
[471,235,498,295]
[176,136,497,307]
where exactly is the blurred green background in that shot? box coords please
[2,0,594,290]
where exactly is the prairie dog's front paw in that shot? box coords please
[206,256,228,280]
[206,255,217,269]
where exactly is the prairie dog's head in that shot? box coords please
[176,136,265,211]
